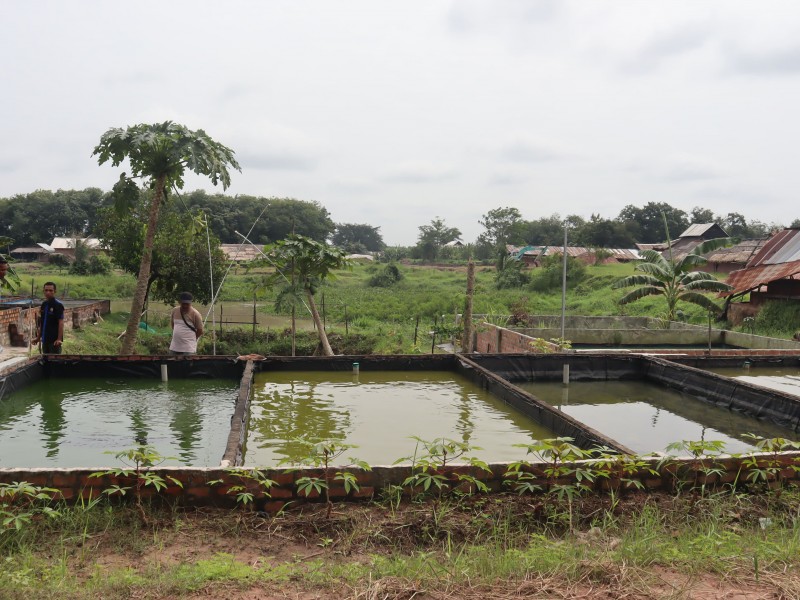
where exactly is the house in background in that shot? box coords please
[219,243,264,263]
[48,237,103,261]
[704,238,767,274]
[506,245,639,267]
[661,223,729,263]
[724,227,800,324]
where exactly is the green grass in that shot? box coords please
[16,260,794,356]
[2,490,800,598]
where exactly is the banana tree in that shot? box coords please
[93,122,239,354]
[612,238,733,321]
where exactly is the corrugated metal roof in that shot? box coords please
[220,244,263,261]
[706,239,766,264]
[679,223,727,238]
[726,260,800,296]
[723,229,800,295]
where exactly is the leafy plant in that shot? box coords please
[278,437,370,518]
[90,446,182,524]
[209,468,279,509]
[659,439,728,495]
[0,481,61,532]
[397,437,491,503]
[739,435,800,496]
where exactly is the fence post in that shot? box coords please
[219,305,223,335]
[344,304,348,336]
[322,292,326,331]
[252,292,257,341]
[431,316,437,354]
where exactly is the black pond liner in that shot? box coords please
[467,352,800,440]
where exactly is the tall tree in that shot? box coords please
[617,202,689,243]
[96,202,225,305]
[416,217,461,260]
[262,235,351,356]
[332,223,385,253]
[477,207,524,249]
[93,121,240,354]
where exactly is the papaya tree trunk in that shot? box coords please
[120,176,166,355]
[306,289,333,356]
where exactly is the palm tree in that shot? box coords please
[93,122,240,354]
[263,235,351,356]
[612,238,732,321]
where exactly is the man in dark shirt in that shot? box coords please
[34,281,64,354]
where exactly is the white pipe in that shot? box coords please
[161,363,168,382]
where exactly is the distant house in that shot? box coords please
[9,246,52,262]
[723,228,800,324]
[661,223,728,263]
[444,240,464,247]
[506,245,639,267]
[704,238,767,274]
[219,243,264,263]
[49,237,104,260]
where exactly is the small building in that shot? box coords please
[661,223,729,263]
[723,228,800,324]
[704,238,767,274]
[219,244,264,263]
[48,237,104,260]
[506,245,639,267]
[9,246,52,262]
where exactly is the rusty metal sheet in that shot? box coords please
[725,259,800,295]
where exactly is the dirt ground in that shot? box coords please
[35,491,799,600]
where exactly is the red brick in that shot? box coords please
[269,488,293,499]
[352,486,374,499]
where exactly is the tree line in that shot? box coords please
[0,189,795,260]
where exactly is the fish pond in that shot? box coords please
[245,370,558,466]
[516,379,793,454]
[701,365,800,398]
[0,377,237,467]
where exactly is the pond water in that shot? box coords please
[515,380,793,454]
[246,371,557,466]
[702,365,800,398]
[0,378,237,467]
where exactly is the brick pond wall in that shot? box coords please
[4,451,800,512]
[0,299,111,346]
[473,323,800,357]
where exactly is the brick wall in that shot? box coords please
[475,324,561,354]
[0,299,111,345]
[3,451,799,512]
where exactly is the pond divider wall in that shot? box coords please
[643,356,800,433]
[223,360,254,467]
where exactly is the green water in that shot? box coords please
[246,371,557,466]
[516,380,793,454]
[0,378,237,467]
[703,366,800,398]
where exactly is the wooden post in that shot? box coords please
[414,315,420,346]
[461,260,475,352]
[431,316,437,354]
[344,304,348,336]
[322,292,326,331]
[252,292,257,340]
[219,305,223,335]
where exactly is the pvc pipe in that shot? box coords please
[562,364,569,386]
[353,362,360,375]
[161,363,168,382]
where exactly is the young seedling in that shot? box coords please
[90,446,182,524]
[279,437,370,518]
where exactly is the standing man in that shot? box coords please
[169,292,203,355]
[34,281,64,354]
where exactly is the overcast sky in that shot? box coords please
[2,1,799,245]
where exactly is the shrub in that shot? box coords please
[368,263,404,288]
[494,261,530,290]
[530,255,586,292]
[755,300,800,335]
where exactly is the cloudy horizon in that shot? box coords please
[2,1,799,245]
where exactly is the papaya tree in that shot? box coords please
[612,238,732,321]
[93,122,239,354]
[262,235,351,356]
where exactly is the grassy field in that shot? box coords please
[13,260,796,355]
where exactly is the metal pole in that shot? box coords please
[560,221,568,342]
[206,217,216,355]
